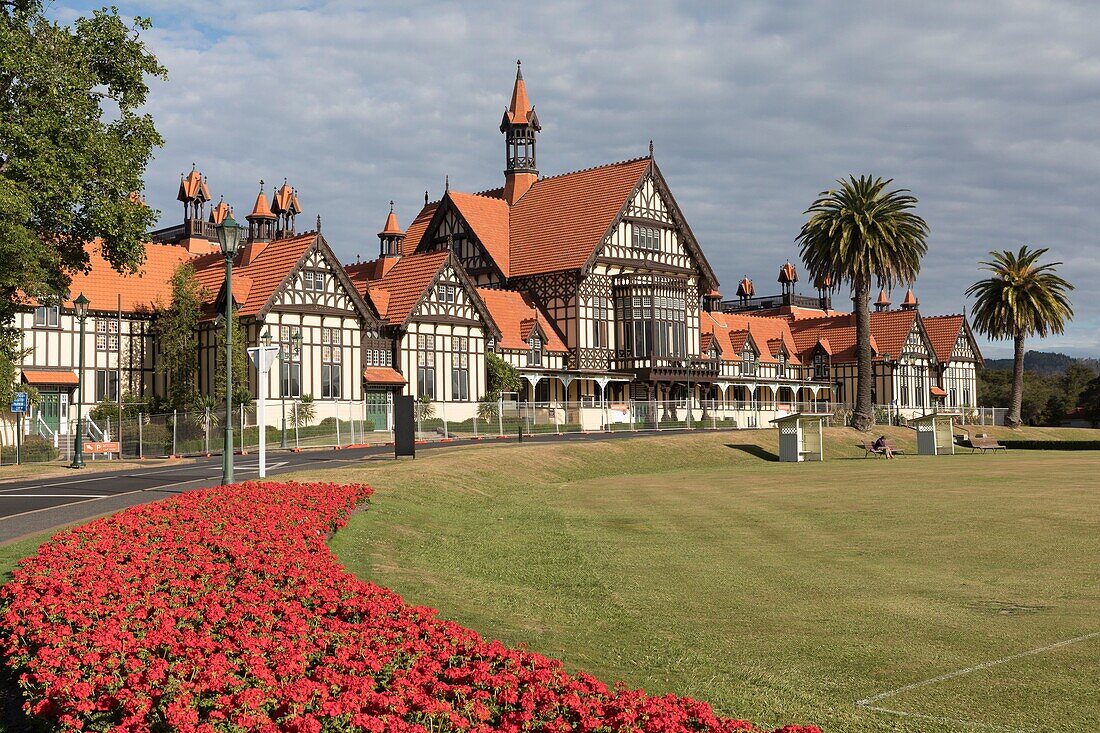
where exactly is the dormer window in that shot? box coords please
[814,352,828,379]
[777,353,786,378]
[528,334,543,366]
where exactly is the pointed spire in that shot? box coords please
[901,287,919,310]
[248,180,274,219]
[875,289,892,311]
[778,260,798,284]
[379,200,403,236]
[504,59,534,125]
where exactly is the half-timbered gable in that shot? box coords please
[354,251,498,414]
[415,192,509,287]
[924,314,982,409]
[193,231,379,411]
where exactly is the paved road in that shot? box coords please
[0,429,704,542]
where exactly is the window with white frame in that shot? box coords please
[777,352,786,378]
[631,225,661,252]
[417,333,436,399]
[436,284,457,303]
[302,271,326,292]
[280,325,302,398]
[451,336,469,401]
[34,305,59,328]
[95,318,119,351]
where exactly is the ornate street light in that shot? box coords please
[217,213,244,484]
[70,293,90,469]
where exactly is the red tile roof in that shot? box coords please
[922,314,966,363]
[209,199,231,224]
[249,189,275,219]
[21,369,79,386]
[363,251,450,324]
[449,192,510,274]
[402,202,438,251]
[788,310,920,362]
[704,311,800,363]
[362,367,407,385]
[60,241,194,314]
[508,157,650,277]
[192,232,319,317]
[477,288,568,352]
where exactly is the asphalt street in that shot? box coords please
[0,428,702,542]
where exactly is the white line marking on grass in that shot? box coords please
[856,631,1100,731]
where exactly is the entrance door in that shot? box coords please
[38,392,60,437]
[365,391,389,431]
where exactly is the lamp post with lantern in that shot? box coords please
[216,214,244,485]
[69,293,90,469]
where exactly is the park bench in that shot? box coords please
[969,436,1007,453]
[861,439,901,457]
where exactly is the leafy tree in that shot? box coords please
[0,2,165,404]
[485,350,521,396]
[154,263,203,411]
[213,306,250,408]
[967,247,1074,428]
[797,175,929,431]
[1080,376,1100,428]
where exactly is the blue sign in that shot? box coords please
[10,392,28,413]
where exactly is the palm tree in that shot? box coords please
[966,247,1074,428]
[797,175,929,431]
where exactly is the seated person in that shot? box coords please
[873,434,894,459]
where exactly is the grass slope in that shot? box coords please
[320,430,1099,733]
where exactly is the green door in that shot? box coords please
[366,391,389,431]
[38,392,60,437]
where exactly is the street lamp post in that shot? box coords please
[70,293,90,469]
[217,214,244,485]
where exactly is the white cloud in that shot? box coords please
[57,0,1100,355]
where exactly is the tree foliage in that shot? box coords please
[485,350,521,396]
[966,247,1074,427]
[155,263,203,411]
[0,1,165,401]
[796,175,929,431]
[214,305,251,408]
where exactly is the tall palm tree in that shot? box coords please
[797,175,929,431]
[966,247,1074,428]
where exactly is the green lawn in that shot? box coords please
[317,430,1099,733]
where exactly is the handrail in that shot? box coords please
[35,414,59,448]
[84,416,106,441]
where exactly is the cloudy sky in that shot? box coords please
[56,0,1100,357]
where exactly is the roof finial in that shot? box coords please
[425,190,429,206]
[259,179,265,192]
[516,59,523,80]
[316,214,321,232]
[389,199,394,213]
[191,162,196,171]
[649,139,654,157]
[445,174,449,192]
[283,176,288,186]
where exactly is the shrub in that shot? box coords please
[5,434,57,463]
[1,481,818,733]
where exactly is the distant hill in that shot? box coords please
[985,350,1100,375]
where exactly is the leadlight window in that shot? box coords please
[95,319,119,351]
[417,333,436,399]
[366,348,392,367]
[34,305,59,328]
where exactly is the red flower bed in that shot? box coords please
[1,481,818,733]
